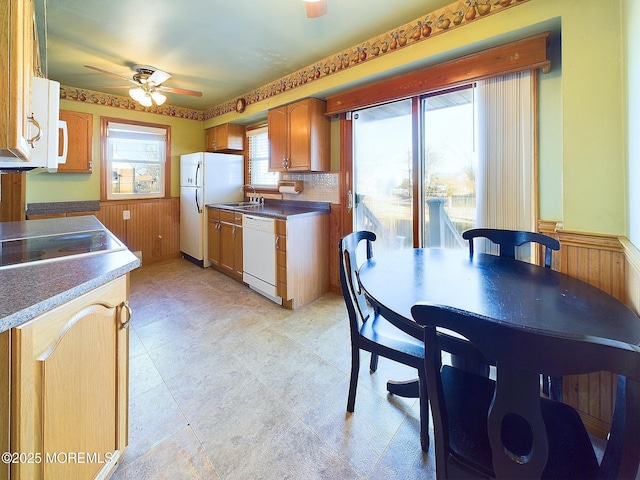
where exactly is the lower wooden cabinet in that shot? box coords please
[276,214,329,309]
[8,275,130,480]
[208,208,243,280]
[207,208,221,268]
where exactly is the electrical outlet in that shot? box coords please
[123,210,130,220]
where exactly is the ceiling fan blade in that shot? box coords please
[157,85,203,97]
[306,0,327,18]
[97,85,132,89]
[147,69,171,86]
[84,64,137,84]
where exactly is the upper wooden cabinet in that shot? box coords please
[57,110,93,173]
[0,0,37,161]
[268,98,330,172]
[205,123,245,152]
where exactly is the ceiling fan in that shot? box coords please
[84,64,203,107]
[304,0,327,18]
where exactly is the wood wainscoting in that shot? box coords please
[539,221,640,438]
[96,198,180,265]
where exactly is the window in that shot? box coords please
[246,126,278,187]
[101,118,170,200]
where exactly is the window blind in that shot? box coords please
[247,126,278,187]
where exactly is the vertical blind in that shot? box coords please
[475,71,534,259]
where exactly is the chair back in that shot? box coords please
[462,228,560,268]
[412,303,640,479]
[339,231,376,332]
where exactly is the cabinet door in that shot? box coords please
[268,106,288,171]
[234,225,243,279]
[208,218,221,267]
[11,276,129,480]
[0,0,35,161]
[57,110,93,173]
[205,127,217,152]
[220,221,236,276]
[287,101,311,171]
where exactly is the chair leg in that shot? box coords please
[347,348,360,412]
[550,375,563,402]
[369,353,379,373]
[418,369,430,452]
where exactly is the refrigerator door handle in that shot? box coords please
[195,161,201,186]
[196,188,202,214]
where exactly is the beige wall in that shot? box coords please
[26,99,203,203]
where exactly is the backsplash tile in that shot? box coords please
[281,173,339,204]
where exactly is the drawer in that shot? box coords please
[220,210,242,224]
[277,281,287,298]
[275,219,286,236]
[277,264,287,282]
[207,208,220,220]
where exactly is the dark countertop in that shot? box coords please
[0,216,140,332]
[207,199,331,219]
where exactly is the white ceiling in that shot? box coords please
[35,0,452,111]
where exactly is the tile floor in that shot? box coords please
[112,258,435,479]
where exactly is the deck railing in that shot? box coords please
[355,195,466,249]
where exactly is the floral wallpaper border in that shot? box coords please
[59,86,204,120]
[61,0,529,120]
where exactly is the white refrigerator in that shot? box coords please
[180,152,243,266]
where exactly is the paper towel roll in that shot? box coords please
[279,185,300,194]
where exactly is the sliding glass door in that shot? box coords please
[352,99,413,252]
[351,89,476,250]
[422,88,476,248]
[349,72,535,257]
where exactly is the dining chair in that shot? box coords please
[339,231,429,452]
[412,303,640,480]
[462,228,560,268]
[462,227,562,401]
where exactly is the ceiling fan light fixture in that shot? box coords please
[151,91,167,106]
[129,87,146,102]
[139,94,153,107]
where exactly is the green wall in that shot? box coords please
[623,0,639,246]
[30,0,631,237]
[26,99,203,202]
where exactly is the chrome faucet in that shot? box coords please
[243,184,257,203]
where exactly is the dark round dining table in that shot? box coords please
[357,248,640,347]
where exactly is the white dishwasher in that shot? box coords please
[242,214,282,305]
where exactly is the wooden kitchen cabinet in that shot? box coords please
[205,123,245,152]
[57,110,93,173]
[207,207,221,268]
[209,208,243,280]
[268,98,330,172]
[275,213,329,309]
[0,0,37,161]
[220,210,243,280]
[10,275,130,480]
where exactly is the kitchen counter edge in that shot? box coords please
[0,250,140,332]
[0,217,140,332]
[207,200,331,219]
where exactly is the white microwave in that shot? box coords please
[0,77,67,172]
